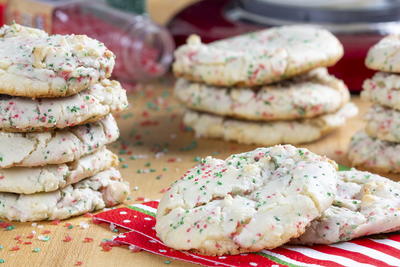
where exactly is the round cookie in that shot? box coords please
[156,145,338,256]
[175,68,350,121]
[366,34,400,73]
[0,23,115,98]
[361,72,400,110]
[0,114,119,168]
[365,105,400,142]
[0,148,118,194]
[0,168,129,222]
[0,79,128,132]
[292,169,400,245]
[348,131,400,173]
[183,103,358,146]
[173,25,343,87]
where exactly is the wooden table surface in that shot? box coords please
[1,1,395,267]
[1,74,391,267]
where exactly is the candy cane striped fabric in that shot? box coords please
[94,201,400,267]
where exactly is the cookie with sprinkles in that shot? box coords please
[173,25,343,87]
[365,105,400,143]
[175,68,349,121]
[292,169,400,245]
[366,34,400,73]
[156,145,338,255]
[0,168,129,222]
[0,114,119,168]
[348,131,400,173]
[362,72,400,110]
[0,147,118,194]
[0,24,115,98]
[183,103,358,146]
[0,79,128,132]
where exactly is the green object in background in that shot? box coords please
[106,0,146,14]
[338,164,351,171]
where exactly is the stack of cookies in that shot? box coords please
[349,35,400,173]
[173,25,358,146]
[0,24,130,222]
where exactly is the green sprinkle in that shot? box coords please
[164,260,172,264]
[0,259,5,264]
[5,225,15,231]
[122,164,129,169]
[32,248,41,253]
[193,156,202,162]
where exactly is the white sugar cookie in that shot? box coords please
[0,79,127,132]
[362,72,400,110]
[173,25,343,86]
[348,131,400,173]
[156,145,337,255]
[366,34,400,73]
[0,148,118,194]
[0,24,115,98]
[183,103,358,146]
[175,68,349,121]
[365,105,400,142]
[0,114,119,168]
[0,168,129,222]
[293,170,400,245]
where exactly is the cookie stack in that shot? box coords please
[349,35,400,173]
[0,24,130,222]
[173,25,358,146]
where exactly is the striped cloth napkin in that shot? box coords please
[94,201,400,267]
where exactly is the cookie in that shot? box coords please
[292,170,400,245]
[183,103,358,146]
[173,25,343,87]
[0,23,115,98]
[366,34,400,73]
[361,72,400,110]
[0,168,129,222]
[0,148,118,194]
[348,131,400,173]
[175,68,349,121]
[156,145,338,256]
[365,105,400,142]
[0,114,118,168]
[0,79,128,132]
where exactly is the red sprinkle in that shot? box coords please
[63,235,73,242]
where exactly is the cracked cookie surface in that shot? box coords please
[0,168,129,222]
[292,170,400,244]
[0,24,115,98]
[0,79,127,132]
[156,145,337,255]
[173,25,343,87]
[0,114,119,168]
[175,68,350,121]
[0,147,118,194]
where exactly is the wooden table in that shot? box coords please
[1,74,387,267]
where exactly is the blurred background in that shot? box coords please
[3,0,400,92]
